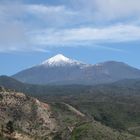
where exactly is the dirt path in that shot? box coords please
[62,102,85,117]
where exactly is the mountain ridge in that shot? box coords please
[12,54,140,85]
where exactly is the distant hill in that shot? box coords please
[1,75,140,96]
[12,54,140,85]
[0,75,26,90]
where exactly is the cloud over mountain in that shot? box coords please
[0,0,140,52]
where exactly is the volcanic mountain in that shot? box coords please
[12,54,140,85]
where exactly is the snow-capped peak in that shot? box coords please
[41,54,82,66]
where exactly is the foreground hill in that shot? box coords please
[0,87,140,140]
[12,54,140,85]
[0,87,58,140]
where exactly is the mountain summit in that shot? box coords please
[41,54,81,66]
[12,54,140,85]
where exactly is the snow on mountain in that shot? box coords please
[41,54,82,67]
[12,54,140,85]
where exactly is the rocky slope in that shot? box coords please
[0,87,140,140]
[0,87,58,140]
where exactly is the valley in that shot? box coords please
[0,87,140,140]
[0,76,140,139]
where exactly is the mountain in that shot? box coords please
[12,54,140,85]
[41,54,82,67]
[0,87,140,140]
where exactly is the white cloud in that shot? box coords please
[27,4,75,15]
[31,24,140,46]
[1,22,140,52]
[94,0,140,21]
[0,2,30,52]
[54,0,140,24]
[25,4,78,28]
[0,0,140,53]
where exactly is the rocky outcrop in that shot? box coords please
[0,87,58,139]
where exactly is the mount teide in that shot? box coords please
[12,54,140,85]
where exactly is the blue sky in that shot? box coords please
[0,0,140,75]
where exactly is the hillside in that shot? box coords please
[1,75,140,96]
[0,76,26,91]
[0,87,58,140]
[0,87,140,140]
